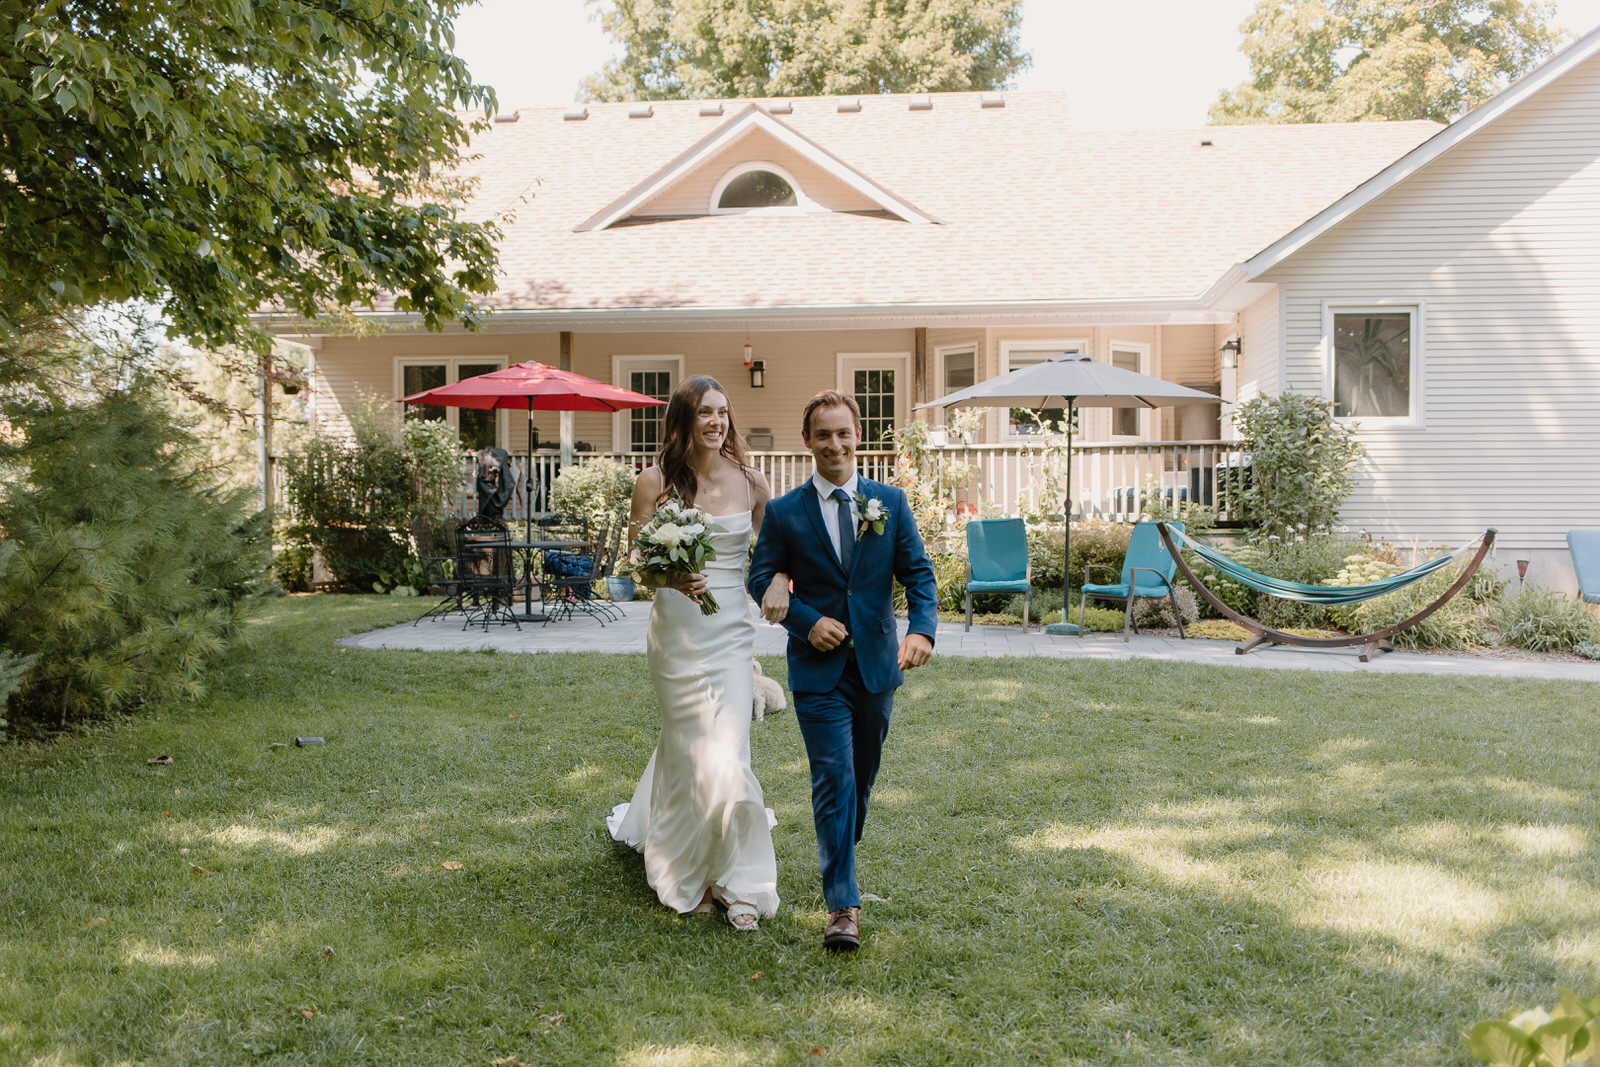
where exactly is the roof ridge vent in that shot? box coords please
[628,103,654,118]
[699,102,724,117]
[563,105,588,121]
[908,95,932,111]
[980,92,1005,109]
[836,97,861,113]
[493,109,520,123]
[768,100,793,114]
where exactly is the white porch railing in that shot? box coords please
[268,441,1249,524]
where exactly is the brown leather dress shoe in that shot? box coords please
[823,907,860,952]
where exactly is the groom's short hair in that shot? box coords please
[802,390,862,436]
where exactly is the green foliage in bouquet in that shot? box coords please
[625,499,725,614]
[1467,989,1600,1067]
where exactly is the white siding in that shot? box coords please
[1258,52,1600,584]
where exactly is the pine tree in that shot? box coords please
[0,386,270,733]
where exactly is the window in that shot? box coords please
[940,346,976,395]
[1109,344,1149,438]
[1330,308,1415,419]
[717,170,797,209]
[710,162,809,214]
[397,357,505,450]
[612,355,682,452]
[837,353,910,449]
[999,341,1084,437]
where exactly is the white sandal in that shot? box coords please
[725,901,759,932]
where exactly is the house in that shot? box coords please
[269,23,1600,591]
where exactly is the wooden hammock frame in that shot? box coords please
[1155,523,1498,662]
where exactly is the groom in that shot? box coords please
[748,390,938,952]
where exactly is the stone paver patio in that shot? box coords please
[340,600,1600,683]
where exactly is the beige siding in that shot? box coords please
[310,328,918,453]
[1258,51,1600,577]
[637,127,880,217]
[1233,287,1281,439]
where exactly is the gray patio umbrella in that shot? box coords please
[916,354,1217,633]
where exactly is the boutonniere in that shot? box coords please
[853,492,887,539]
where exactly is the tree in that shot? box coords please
[582,0,1029,101]
[0,0,501,353]
[1209,0,1565,124]
[1232,393,1365,541]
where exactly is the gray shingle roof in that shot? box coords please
[445,92,1440,313]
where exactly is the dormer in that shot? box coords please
[575,103,939,231]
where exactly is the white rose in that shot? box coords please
[652,522,685,548]
[680,522,705,538]
[864,499,886,521]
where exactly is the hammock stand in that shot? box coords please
[1155,523,1497,662]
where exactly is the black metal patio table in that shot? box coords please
[504,539,586,622]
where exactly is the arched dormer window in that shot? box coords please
[710,162,811,215]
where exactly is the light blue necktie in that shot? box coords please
[832,488,855,572]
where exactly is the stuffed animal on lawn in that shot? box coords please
[751,660,787,721]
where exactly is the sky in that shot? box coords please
[453,0,1600,129]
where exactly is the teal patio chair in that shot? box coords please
[1568,531,1600,604]
[1079,520,1186,642]
[965,518,1032,632]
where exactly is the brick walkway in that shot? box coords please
[340,600,1600,683]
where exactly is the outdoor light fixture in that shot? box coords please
[742,342,754,367]
[1220,337,1242,369]
[748,360,766,388]
[1517,558,1530,587]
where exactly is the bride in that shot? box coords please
[606,375,790,931]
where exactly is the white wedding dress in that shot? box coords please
[606,508,780,918]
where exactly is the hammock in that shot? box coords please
[1155,523,1497,662]
[1163,526,1481,605]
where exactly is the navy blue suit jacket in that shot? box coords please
[748,477,937,695]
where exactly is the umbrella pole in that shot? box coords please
[1046,398,1080,635]
[525,401,534,543]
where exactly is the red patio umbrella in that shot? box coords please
[399,360,664,540]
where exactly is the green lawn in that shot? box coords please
[3,597,1598,1065]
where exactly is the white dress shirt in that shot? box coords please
[810,470,859,565]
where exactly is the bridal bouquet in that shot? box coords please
[625,499,726,614]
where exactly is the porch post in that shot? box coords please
[913,327,927,407]
[559,330,574,468]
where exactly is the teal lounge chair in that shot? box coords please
[1568,531,1600,604]
[1079,521,1185,641]
[965,518,1032,632]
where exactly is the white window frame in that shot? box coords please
[836,352,910,449]
[1108,340,1152,439]
[997,339,1087,441]
[394,355,507,448]
[1321,301,1425,428]
[611,354,683,453]
[709,161,817,216]
[933,344,978,426]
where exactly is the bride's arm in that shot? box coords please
[629,467,706,599]
[748,470,789,621]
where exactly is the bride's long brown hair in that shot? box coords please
[656,375,753,507]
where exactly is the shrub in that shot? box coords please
[1574,642,1600,661]
[898,549,969,612]
[1232,393,1364,540]
[282,402,459,592]
[1494,589,1600,653]
[1063,520,1133,594]
[1248,534,1369,631]
[0,387,270,734]
[1132,585,1199,630]
[550,459,637,577]
[1002,586,1064,625]
[1346,565,1486,650]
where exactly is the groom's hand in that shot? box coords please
[897,633,933,670]
[808,617,849,651]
